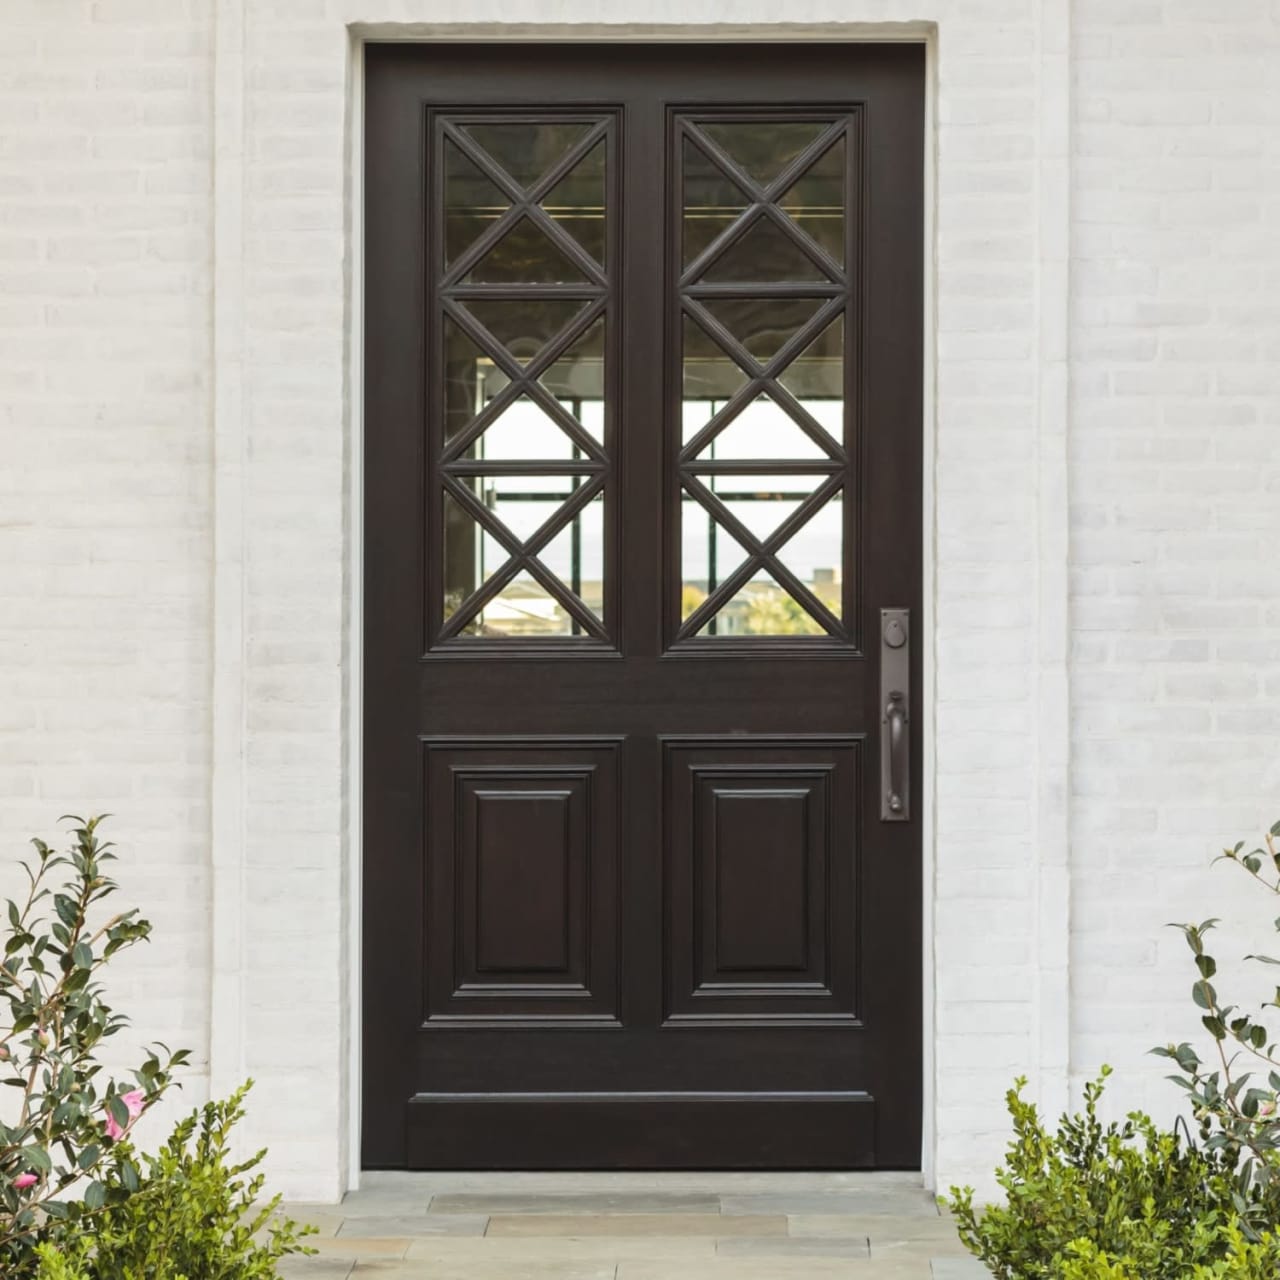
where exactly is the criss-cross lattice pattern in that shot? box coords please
[677,114,852,641]
[435,114,613,642]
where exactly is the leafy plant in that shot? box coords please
[0,817,188,1268]
[32,1083,314,1280]
[946,1070,1279,1278]
[1153,821,1280,1208]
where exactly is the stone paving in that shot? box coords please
[280,1172,988,1279]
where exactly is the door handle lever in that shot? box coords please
[885,691,908,815]
[880,609,910,822]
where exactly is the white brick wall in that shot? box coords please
[2,0,1277,1203]
[0,0,214,1116]
[1069,1,1280,1120]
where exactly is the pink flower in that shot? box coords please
[13,1173,37,1190]
[105,1089,146,1141]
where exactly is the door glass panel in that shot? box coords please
[434,113,612,644]
[443,484,604,638]
[461,121,593,192]
[680,496,752,623]
[539,317,607,443]
[681,136,750,268]
[465,215,588,285]
[461,298,589,367]
[695,572,828,638]
[682,312,749,441]
[702,217,825,285]
[694,396,827,462]
[698,296,826,366]
[443,315,491,444]
[444,138,510,265]
[541,140,607,265]
[774,489,843,622]
[776,313,844,444]
[780,138,845,266]
[697,120,829,187]
[675,113,851,643]
[463,396,580,464]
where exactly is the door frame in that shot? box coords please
[345,25,939,1189]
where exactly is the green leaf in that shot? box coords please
[1193,981,1217,1010]
[1196,954,1217,979]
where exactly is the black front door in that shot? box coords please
[364,42,924,1169]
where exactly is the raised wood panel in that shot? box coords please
[469,787,574,974]
[423,739,621,1025]
[663,736,862,1026]
[711,788,811,973]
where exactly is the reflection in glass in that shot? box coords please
[460,121,593,192]
[444,139,509,265]
[698,120,829,186]
[465,215,588,285]
[539,318,606,443]
[682,136,749,267]
[699,296,826,365]
[444,485,604,638]
[702,216,825,285]
[541,140,606,265]
[462,298,588,366]
[695,396,827,462]
[780,138,845,266]
[682,483,843,637]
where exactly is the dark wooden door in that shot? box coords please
[364,42,924,1170]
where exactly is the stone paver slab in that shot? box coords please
[618,1259,927,1279]
[279,1257,355,1279]
[932,1258,991,1278]
[404,1237,716,1262]
[486,1212,786,1237]
[722,1191,939,1217]
[337,1213,489,1237]
[430,1191,719,1214]
[350,1262,615,1279]
[310,1236,409,1258]
[717,1234,871,1258]
[791,1213,959,1241]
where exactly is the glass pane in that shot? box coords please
[542,140,606,265]
[693,394,829,462]
[682,136,749,268]
[465,214,588,285]
[443,483,604,637]
[540,318,606,443]
[443,315,491,442]
[780,137,845,266]
[680,494,751,623]
[682,312,749,443]
[463,395,579,463]
[716,475,822,545]
[444,138,510,266]
[702,216,826,285]
[774,489,843,622]
[460,121,593,192]
[778,314,844,445]
[696,572,828,637]
[697,121,829,187]
[537,489,605,622]
[699,296,826,366]
[461,299,588,366]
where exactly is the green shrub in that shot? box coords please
[946,1069,1280,1279]
[33,1083,314,1280]
[0,817,187,1270]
